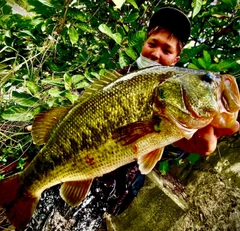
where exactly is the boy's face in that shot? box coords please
[141,30,180,66]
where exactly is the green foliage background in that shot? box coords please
[0,0,239,176]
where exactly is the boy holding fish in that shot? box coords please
[104,6,239,216]
[126,6,239,156]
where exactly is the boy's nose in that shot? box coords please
[150,49,161,62]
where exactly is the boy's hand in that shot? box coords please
[174,122,239,156]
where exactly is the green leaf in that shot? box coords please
[209,64,220,72]
[64,72,72,90]
[4,30,11,38]
[112,33,123,45]
[68,27,79,45]
[48,88,61,97]
[16,157,27,170]
[37,0,54,7]
[188,63,200,69]
[99,24,113,37]
[60,91,79,104]
[41,79,64,87]
[124,47,138,60]
[1,106,41,121]
[76,23,93,33]
[159,161,169,175]
[41,23,47,32]
[188,153,201,164]
[26,81,42,95]
[128,31,146,47]
[90,72,100,79]
[203,50,212,67]
[70,11,87,22]
[19,30,36,39]
[12,91,39,107]
[126,0,139,9]
[75,81,90,89]
[119,51,128,68]
[2,5,12,14]
[0,1,7,8]
[221,0,236,8]
[31,18,44,27]
[0,174,5,181]
[218,60,237,71]
[198,57,207,69]
[193,0,202,18]
[125,12,139,23]
[45,61,65,72]
[46,98,58,108]
[99,24,122,44]
[72,74,86,84]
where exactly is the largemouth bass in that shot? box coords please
[0,66,239,230]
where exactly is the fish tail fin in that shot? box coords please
[0,174,39,230]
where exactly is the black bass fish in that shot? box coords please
[0,66,239,230]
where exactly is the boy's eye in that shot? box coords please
[148,42,156,47]
[163,49,172,54]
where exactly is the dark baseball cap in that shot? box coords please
[148,7,191,45]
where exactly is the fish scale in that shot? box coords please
[0,66,239,230]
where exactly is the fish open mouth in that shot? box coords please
[221,75,240,113]
[210,74,240,128]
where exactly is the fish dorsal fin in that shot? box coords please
[79,70,122,100]
[60,179,93,207]
[104,69,122,79]
[138,148,164,175]
[32,106,72,145]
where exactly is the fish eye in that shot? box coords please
[201,73,214,83]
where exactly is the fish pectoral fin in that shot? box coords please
[138,148,165,175]
[60,179,93,207]
[32,106,72,145]
[112,119,161,146]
